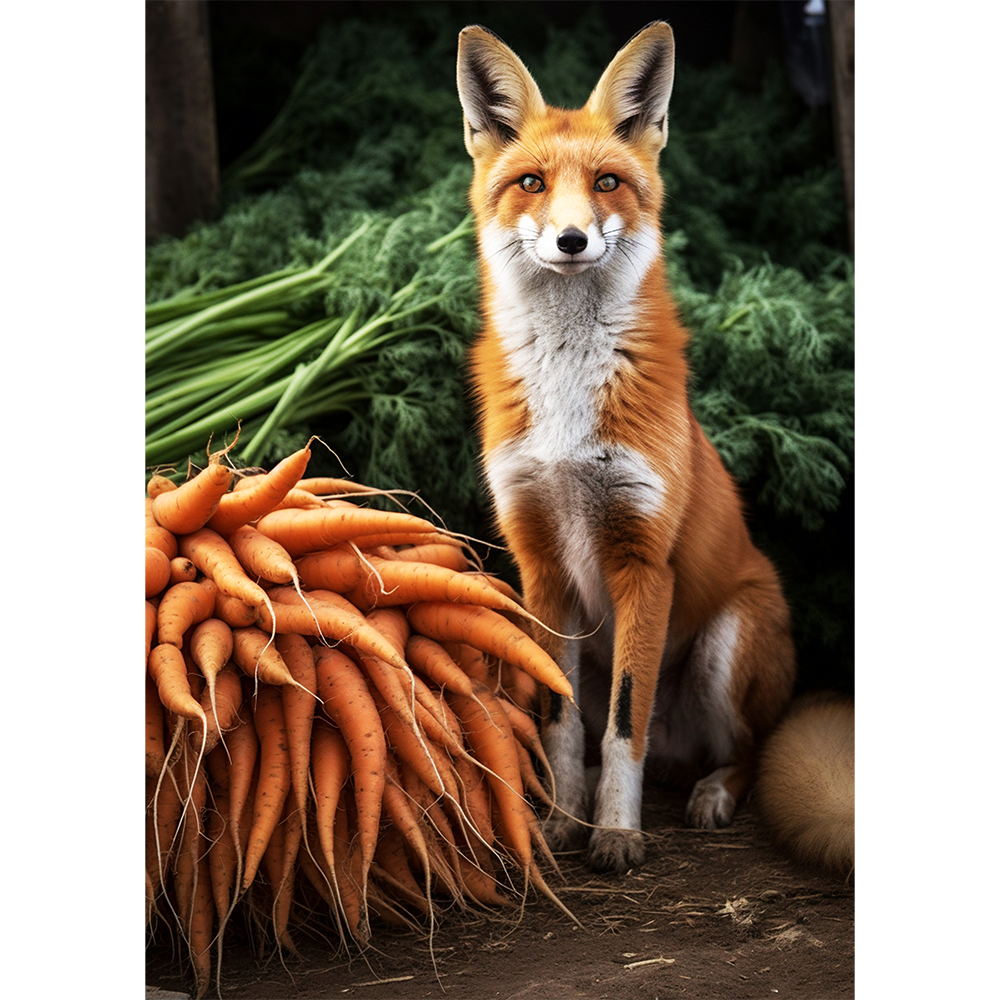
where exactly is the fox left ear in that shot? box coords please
[586,21,675,153]
[457,25,547,158]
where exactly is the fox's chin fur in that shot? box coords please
[754,693,855,877]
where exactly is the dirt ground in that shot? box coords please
[146,784,854,1000]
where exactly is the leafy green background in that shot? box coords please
[146,1,853,693]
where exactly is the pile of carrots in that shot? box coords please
[145,442,577,998]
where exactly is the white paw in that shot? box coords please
[588,827,646,874]
[685,774,736,830]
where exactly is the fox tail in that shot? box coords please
[754,692,855,877]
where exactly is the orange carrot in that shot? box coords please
[146,673,166,777]
[495,696,554,795]
[146,546,171,598]
[314,645,385,892]
[258,587,409,670]
[493,696,539,746]
[187,848,215,999]
[293,544,366,592]
[332,799,367,941]
[456,852,511,908]
[146,601,158,663]
[242,683,291,889]
[347,554,526,616]
[380,761,437,893]
[173,750,208,915]
[226,525,300,585]
[498,660,540,714]
[404,635,475,698]
[230,626,299,689]
[157,580,217,648]
[296,826,338,915]
[371,686,446,800]
[146,473,178,499]
[148,643,205,722]
[205,444,312,534]
[148,765,184,896]
[254,505,437,558]
[146,523,179,560]
[391,542,472,572]
[294,476,378,495]
[259,799,288,940]
[169,556,199,585]
[453,753,495,850]
[265,487,329,513]
[230,473,264,492]
[448,683,533,872]
[354,610,422,734]
[372,827,431,914]
[410,670,464,743]
[224,713,258,888]
[403,769,461,863]
[189,618,233,687]
[310,721,351,890]
[151,456,232,534]
[373,650,464,760]
[446,639,496,686]
[366,606,409,658]
[206,791,237,921]
[468,572,523,605]
[264,799,302,952]
[407,602,573,701]
[205,739,231,794]
[349,531,459,551]
[512,736,553,806]
[190,663,243,753]
[178,527,271,611]
[274,633,316,815]
[213,593,258,628]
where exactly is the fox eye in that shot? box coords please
[595,174,620,192]
[519,175,545,193]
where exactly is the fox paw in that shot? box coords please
[587,828,646,874]
[685,777,736,830]
[542,813,589,853]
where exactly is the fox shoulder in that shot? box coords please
[754,692,855,877]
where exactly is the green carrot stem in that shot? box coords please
[144,217,373,361]
[145,272,300,326]
[239,308,364,462]
[145,317,340,426]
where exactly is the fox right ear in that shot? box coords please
[457,25,546,157]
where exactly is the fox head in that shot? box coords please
[456,22,675,277]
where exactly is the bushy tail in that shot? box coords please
[754,693,854,876]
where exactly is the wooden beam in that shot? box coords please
[146,0,219,242]
[828,0,855,250]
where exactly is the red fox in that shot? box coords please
[457,21,813,874]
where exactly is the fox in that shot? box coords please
[456,21,807,875]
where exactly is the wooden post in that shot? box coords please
[828,0,854,250]
[146,0,219,242]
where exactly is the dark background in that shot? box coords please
[149,0,852,243]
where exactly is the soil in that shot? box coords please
[146,786,854,1000]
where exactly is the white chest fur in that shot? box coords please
[481,221,666,619]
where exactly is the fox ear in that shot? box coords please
[586,21,675,153]
[457,25,546,158]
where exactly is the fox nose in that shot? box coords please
[556,227,588,256]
